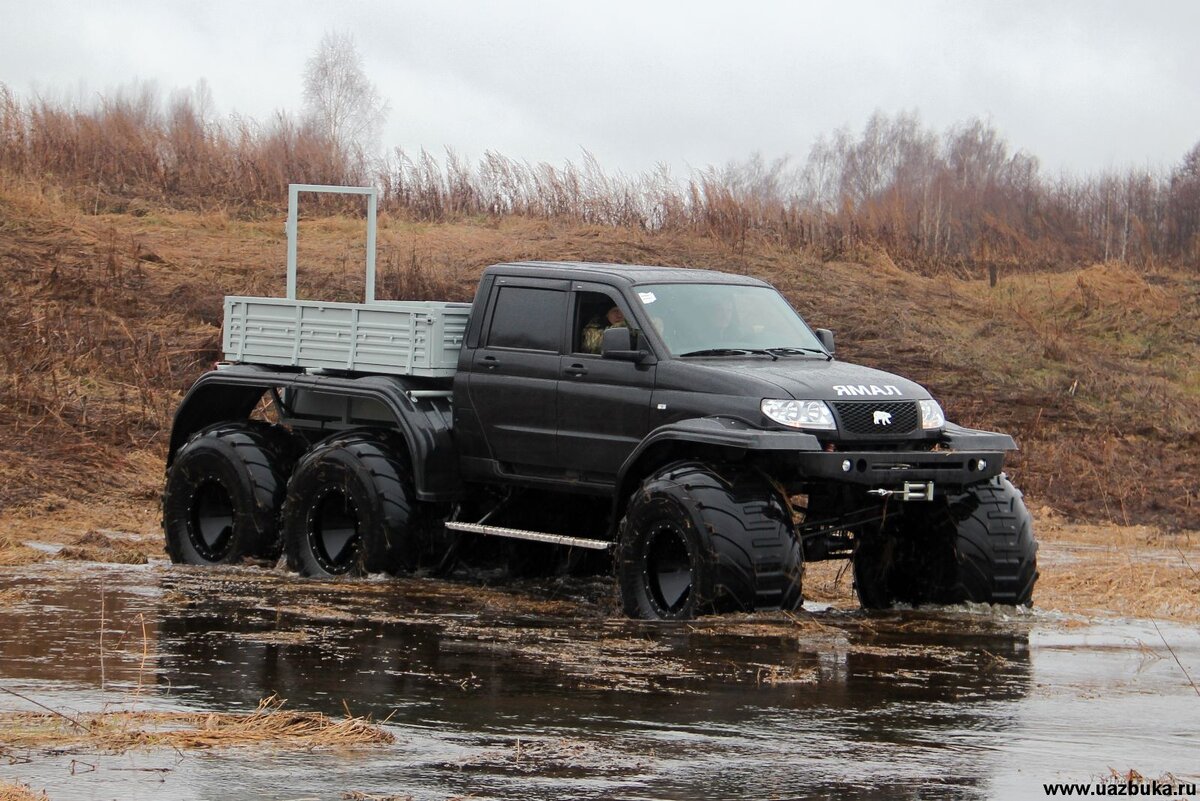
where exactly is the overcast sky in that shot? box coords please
[2,0,1197,178]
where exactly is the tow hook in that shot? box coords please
[868,482,935,502]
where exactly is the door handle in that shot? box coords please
[564,363,588,377]
[481,355,498,370]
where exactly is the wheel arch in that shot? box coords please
[167,366,461,502]
[609,417,821,536]
[167,380,267,467]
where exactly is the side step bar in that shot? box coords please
[444,522,612,550]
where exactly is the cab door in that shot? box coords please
[466,278,569,473]
[556,284,657,481]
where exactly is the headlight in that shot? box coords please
[761,399,836,430]
[918,399,946,429]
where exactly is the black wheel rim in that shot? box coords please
[308,487,361,574]
[189,479,236,561]
[644,522,692,615]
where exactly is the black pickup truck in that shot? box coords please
[162,189,1037,619]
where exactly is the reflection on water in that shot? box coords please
[0,563,1196,801]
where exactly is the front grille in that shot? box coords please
[832,401,919,435]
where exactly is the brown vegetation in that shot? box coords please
[0,535,47,567]
[1033,514,1200,621]
[0,783,47,801]
[2,85,1198,270]
[802,512,1200,623]
[0,82,353,213]
[0,696,393,753]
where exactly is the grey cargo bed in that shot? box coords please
[223,296,469,377]
[220,184,468,377]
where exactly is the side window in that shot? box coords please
[573,291,623,354]
[486,286,566,352]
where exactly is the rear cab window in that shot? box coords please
[485,285,567,352]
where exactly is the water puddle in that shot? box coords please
[1,562,1197,800]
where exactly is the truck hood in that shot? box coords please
[688,357,932,402]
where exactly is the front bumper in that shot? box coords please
[792,449,1004,488]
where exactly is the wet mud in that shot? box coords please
[0,561,1198,801]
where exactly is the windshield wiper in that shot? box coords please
[679,348,758,358]
[679,348,783,361]
[764,346,832,360]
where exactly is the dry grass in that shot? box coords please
[797,512,1200,623]
[55,529,153,565]
[0,495,160,567]
[4,84,1196,269]
[1035,513,1200,621]
[0,783,48,801]
[0,696,393,753]
[0,588,26,606]
[803,561,857,608]
[0,536,48,567]
[0,81,356,213]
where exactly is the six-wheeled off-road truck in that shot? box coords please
[163,185,1038,619]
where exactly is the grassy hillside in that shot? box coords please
[1,177,1196,531]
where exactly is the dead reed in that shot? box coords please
[0,696,393,753]
[0,81,355,213]
[0,783,48,801]
[0,536,47,567]
[3,82,1198,269]
[54,530,151,565]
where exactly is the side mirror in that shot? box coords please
[815,328,835,354]
[601,327,646,362]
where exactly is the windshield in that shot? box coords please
[634,283,826,356]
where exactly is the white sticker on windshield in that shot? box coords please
[638,292,657,304]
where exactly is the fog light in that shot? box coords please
[841,459,852,472]
[978,458,988,472]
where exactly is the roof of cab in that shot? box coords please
[484,260,770,287]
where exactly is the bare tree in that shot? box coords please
[1169,140,1200,260]
[302,31,389,161]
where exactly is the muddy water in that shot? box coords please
[0,562,1197,801]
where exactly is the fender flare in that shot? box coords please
[940,422,1018,452]
[610,417,821,534]
[167,366,460,502]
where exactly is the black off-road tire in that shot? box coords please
[853,474,1039,609]
[616,461,803,620]
[163,421,298,565]
[852,533,905,611]
[281,431,419,578]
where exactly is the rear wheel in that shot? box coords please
[281,432,419,578]
[617,461,803,620]
[163,421,297,565]
[853,474,1039,609]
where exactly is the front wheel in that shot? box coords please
[853,474,1039,609]
[281,432,420,578]
[616,461,803,620]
